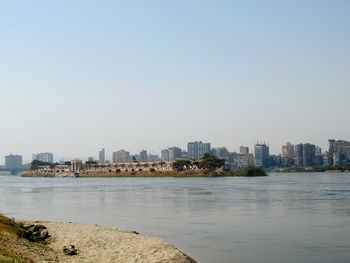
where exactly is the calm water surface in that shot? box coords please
[1,173,350,263]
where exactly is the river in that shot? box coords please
[1,173,350,263]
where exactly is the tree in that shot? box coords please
[172,160,192,171]
[31,160,54,170]
[85,160,97,165]
[197,156,225,170]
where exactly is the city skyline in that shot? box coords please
[1,1,350,163]
[2,137,348,165]
[1,137,345,164]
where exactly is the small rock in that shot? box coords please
[63,245,78,256]
[34,224,47,231]
[40,229,50,239]
[22,223,34,229]
[131,231,139,235]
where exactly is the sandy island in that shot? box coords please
[34,221,195,263]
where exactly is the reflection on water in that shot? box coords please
[1,173,350,263]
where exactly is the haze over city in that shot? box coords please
[1,0,350,163]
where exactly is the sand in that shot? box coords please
[38,222,194,263]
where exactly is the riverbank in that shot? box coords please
[22,170,233,177]
[0,214,195,263]
[22,166,267,178]
[43,222,194,263]
[273,167,350,173]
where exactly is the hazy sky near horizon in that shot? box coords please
[1,0,350,163]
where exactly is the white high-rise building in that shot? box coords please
[254,143,269,168]
[99,148,106,163]
[32,152,54,163]
[188,141,211,160]
[112,150,131,163]
[282,142,294,159]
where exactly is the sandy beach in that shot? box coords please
[39,222,194,263]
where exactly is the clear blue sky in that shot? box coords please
[1,0,350,163]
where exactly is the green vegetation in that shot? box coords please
[0,214,33,262]
[172,160,192,171]
[85,160,98,165]
[0,214,54,263]
[197,155,226,170]
[30,160,54,170]
[172,156,266,177]
[173,155,226,171]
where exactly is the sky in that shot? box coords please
[1,0,350,163]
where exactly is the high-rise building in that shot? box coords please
[161,147,182,161]
[315,146,322,157]
[140,150,148,162]
[328,139,350,166]
[187,141,211,160]
[239,146,249,155]
[5,154,23,170]
[282,142,294,159]
[294,143,303,166]
[99,148,106,163]
[112,150,130,163]
[302,143,316,166]
[168,147,182,161]
[32,153,54,163]
[161,149,169,161]
[254,143,269,168]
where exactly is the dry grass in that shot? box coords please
[0,214,59,263]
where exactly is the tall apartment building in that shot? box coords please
[302,143,316,166]
[294,144,303,166]
[5,154,23,170]
[99,148,106,163]
[254,143,269,168]
[315,146,322,157]
[32,152,54,163]
[187,141,211,160]
[293,143,317,167]
[161,147,182,161]
[328,139,350,166]
[282,142,294,159]
[112,150,130,163]
[140,150,148,162]
[161,149,169,161]
[168,147,182,161]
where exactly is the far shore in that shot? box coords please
[22,170,235,178]
[21,167,267,178]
